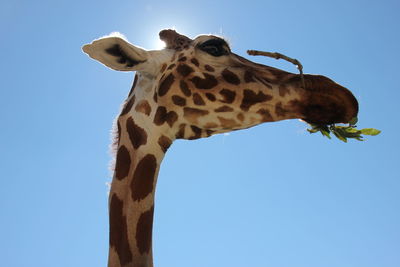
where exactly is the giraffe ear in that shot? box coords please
[82,35,149,72]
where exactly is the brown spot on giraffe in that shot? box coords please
[160,63,167,73]
[172,95,187,106]
[222,69,240,85]
[158,73,175,96]
[175,124,186,139]
[205,93,216,102]
[190,58,199,67]
[275,102,287,117]
[218,116,240,128]
[189,125,202,140]
[183,107,209,124]
[183,107,209,116]
[131,154,157,201]
[240,89,273,111]
[135,100,152,116]
[135,206,154,255]
[193,93,206,106]
[120,95,136,116]
[244,70,255,83]
[115,145,131,180]
[166,111,178,127]
[109,194,132,265]
[257,108,274,122]
[153,106,167,125]
[205,65,215,72]
[179,80,191,97]
[154,106,178,127]
[158,135,172,153]
[206,130,215,137]
[215,106,234,112]
[177,64,194,77]
[178,56,187,62]
[219,89,236,103]
[167,63,176,70]
[126,117,148,149]
[190,73,218,89]
[153,91,158,103]
[237,113,245,122]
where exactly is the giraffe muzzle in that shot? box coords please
[298,74,359,125]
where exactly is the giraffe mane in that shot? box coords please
[108,116,119,175]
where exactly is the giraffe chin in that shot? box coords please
[298,75,359,125]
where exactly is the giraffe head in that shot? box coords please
[83,29,358,140]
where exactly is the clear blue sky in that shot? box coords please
[1,0,399,266]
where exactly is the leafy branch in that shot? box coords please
[307,117,381,142]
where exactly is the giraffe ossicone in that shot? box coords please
[83,29,358,267]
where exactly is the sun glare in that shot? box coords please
[154,38,166,50]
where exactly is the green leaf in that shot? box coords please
[320,125,330,133]
[321,129,331,139]
[360,128,381,136]
[344,127,360,134]
[306,118,380,142]
[331,128,347,142]
[339,128,362,138]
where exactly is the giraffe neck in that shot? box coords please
[108,91,173,267]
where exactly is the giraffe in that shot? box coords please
[82,29,358,267]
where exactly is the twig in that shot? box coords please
[247,50,306,89]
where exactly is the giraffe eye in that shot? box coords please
[198,39,230,57]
